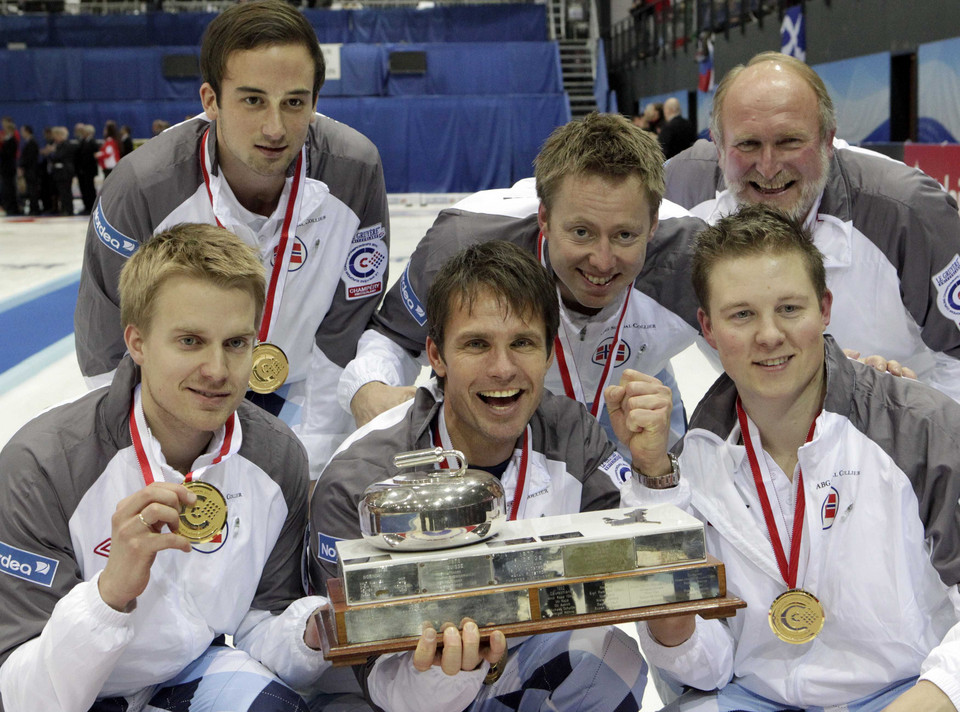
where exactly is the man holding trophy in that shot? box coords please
[308,240,682,712]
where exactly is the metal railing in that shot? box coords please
[606,0,800,73]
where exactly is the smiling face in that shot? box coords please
[716,63,833,221]
[200,43,316,203]
[125,275,257,468]
[698,250,831,418]
[426,288,553,467]
[539,172,657,315]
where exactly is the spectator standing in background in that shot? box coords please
[0,117,20,216]
[96,121,121,180]
[659,97,697,159]
[74,123,99,215]
[48,126,75,216]
[119,125,134,157]
[17,124,41,216]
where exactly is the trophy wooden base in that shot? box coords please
[317,555,746,666]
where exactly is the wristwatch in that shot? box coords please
[634,453,680,490]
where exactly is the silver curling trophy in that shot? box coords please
[317,448,745,665]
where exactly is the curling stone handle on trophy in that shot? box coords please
[393,447,467,477]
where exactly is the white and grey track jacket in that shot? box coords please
[664,139,960,402]
[0,358,327,712]
[637,337,960,709]
[74,113,389,473]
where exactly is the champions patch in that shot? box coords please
[933,254,960,325]
[316,532,343,565]
[342,239,387,301]
[592,337,631,367]
[271,237,307,272]
[352,223,386,245]
[599,451,633,487]
[0,540,58,587]
[92,202,138,258]
[400,263,427,326]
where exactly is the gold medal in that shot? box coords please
[179,481,228,544]
[249,342,289,394]
[768,589,825,644]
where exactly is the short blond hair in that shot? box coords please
[534,112,664,220]
[711,52,836,144]
[119,223,265,333]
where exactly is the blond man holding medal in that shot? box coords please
[627,205,960,712]
[0,225,332,711]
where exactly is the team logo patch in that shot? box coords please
[400,263,427,326]
[0,540,58,587]
[599,451,633,486]
[343,239,387,301]
[352,222,386,245]
[92,202,138,258]
[592,337,631,367]
[271,237,307,272]
[94,538,111,558]
[316,532,342,565]
[821,487,839,530]
[933,254,960,326]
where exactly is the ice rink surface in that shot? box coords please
[0,197,722,711]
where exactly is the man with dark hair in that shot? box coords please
[664,51,960,402]
[74,0,389,476]
[310,240,663,712]
[632,204,960,712]
[0,224,331,712]
[340,112,706,454]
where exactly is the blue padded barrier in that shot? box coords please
[0,4,545,48]
[4,43,562,101]
[0,94,570,194]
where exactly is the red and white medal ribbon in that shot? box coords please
[200,127,306,345]
[431,408,531,521]
[736,398,817,589]
[128,385,240,485]
[537,231,631,420]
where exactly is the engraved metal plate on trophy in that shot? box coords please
[336,505,707,605]
[317,555,746,666]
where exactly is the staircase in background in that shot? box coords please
[548,0,598,119]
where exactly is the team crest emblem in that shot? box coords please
[821,487,839,529]
[592,337,630,367]
[271,237,307,272]
[933,254,960,322]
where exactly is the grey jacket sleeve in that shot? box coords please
[0,426,133,712]
[663,139,723,209]
[74,158,154,379]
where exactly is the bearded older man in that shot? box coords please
[664,51,960,403]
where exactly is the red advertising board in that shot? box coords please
[903,144,960,214]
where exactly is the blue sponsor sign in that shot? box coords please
[92,203,138,258]
[316,532,342,564]
[0,540,58,587]
[400,264,427,326]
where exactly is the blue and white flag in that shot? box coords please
[781,4,806,61]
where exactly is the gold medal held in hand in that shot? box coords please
[179,481,228,544]
[768,589,825,644]
[249,342,289,394]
